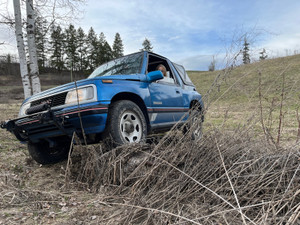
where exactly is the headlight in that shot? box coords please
[65,86,94,105]
[18,102,31,117]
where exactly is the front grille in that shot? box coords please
[27,121,73,136]
[30,92,68,108]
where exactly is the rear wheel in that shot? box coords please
[28,139,71,165]
[105,100,147,146]
[184,103,203,140]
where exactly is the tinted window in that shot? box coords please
[88,53,143,78]
[173,63,193,85]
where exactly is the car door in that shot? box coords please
[147,63,185,128]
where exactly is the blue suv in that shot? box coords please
[1,51,204,164]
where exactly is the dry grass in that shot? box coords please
[66,123,300,224]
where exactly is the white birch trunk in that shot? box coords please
[13,0,32,99]
[26,0,41,94]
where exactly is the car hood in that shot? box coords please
[23,78,94,104]
[23,74,147,104]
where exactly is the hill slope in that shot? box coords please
[188,54,300,144]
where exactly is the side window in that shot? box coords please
[173,63,193,85]
[147,55,177,85]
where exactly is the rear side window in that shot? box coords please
[173,63,194,86]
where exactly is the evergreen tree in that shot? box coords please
[86,27,98,71]
[49,25,65,71]
[97,32,106,65]
[64,24,79,71]
[35,16,48,70]
[103,41,113,62]
[97,32,113,65]
[140,38,153,52]
[77,27,88,71]
[112,32,124,58]
[259,48,268,60]
[242,38,250,64]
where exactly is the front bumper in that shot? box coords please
[1,104,108,143]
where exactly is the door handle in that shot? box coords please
[176,90,180,94]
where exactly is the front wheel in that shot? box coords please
[28,139,71,165]
[105,100,147,146]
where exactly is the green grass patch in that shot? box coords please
[188,54,300,144]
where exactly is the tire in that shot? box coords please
[105,100,147,146]
[183,105,203,141]
[28,139,71,165]
[190,108,203,140]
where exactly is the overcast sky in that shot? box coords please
[1,0,300,70]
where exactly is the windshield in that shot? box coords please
[88,52,143,78]
[173,63,194,86]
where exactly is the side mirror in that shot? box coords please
[147,70,164,82]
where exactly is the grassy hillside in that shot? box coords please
[188,54,300,104]
[188,54,300,144]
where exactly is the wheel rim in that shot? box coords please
[120,110,143,143]
[191,117,202,140]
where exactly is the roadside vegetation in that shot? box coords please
[0,54,299,224]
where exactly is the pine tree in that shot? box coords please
[77,27,88,71]
[86,27,98,71]
[97,32,105,64]
[35,16,48,70]
[112,32,124,58]
[97,32,106,65]
[259,48,268,60]
[49,25,65,71]
[103,41,113,62]
[140,38,153,52]
[64,24,79,71]
[242,38,250,64]
[97,32,113,65]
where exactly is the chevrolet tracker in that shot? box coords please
[1,51,204,164]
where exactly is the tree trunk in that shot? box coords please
[13,0,32,99]
[26,0,41,94]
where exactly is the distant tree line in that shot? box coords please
[33,17,125,74]
[30,17,153,74]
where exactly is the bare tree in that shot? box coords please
[26,0,41,94]
[13,0,32,99]
[208,55,216,71]
[10,0,85,99]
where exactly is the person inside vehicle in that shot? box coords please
[156,64,175,84]
[156,64,167,77]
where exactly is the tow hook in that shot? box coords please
[0,120,15,132]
